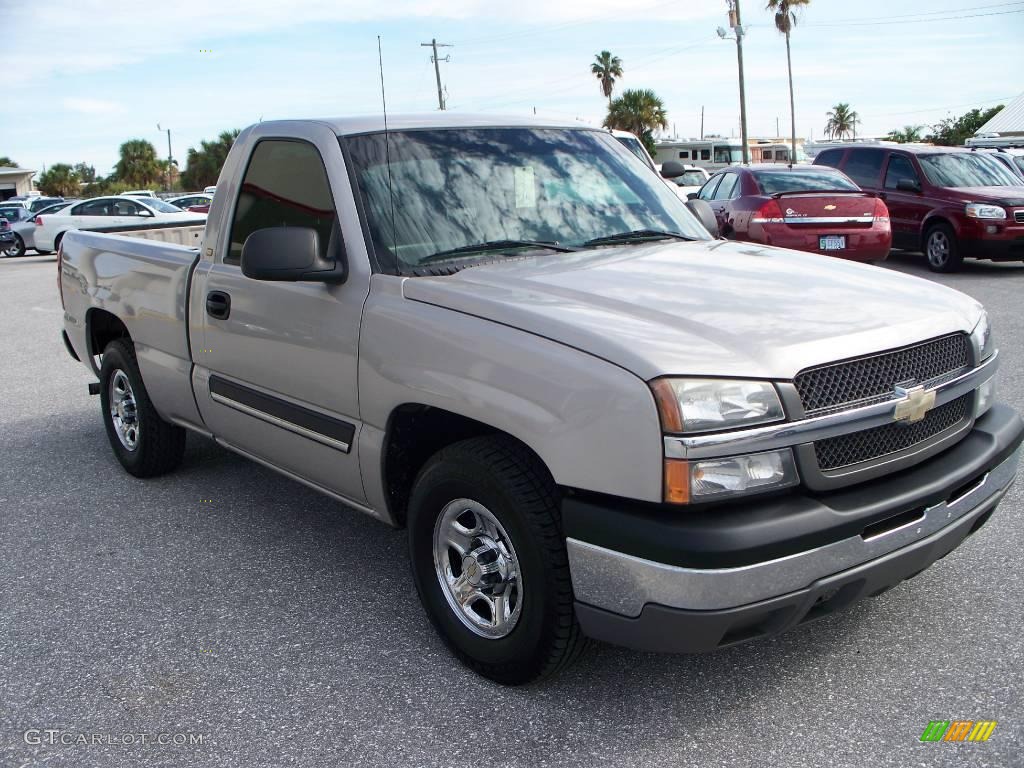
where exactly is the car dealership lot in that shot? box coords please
[1,253,1022,767]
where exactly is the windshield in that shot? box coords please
[138,197,186,213]
[0,207,25,220]
[344,127,709,272]
[753,168,860,194]
[674,170,708,187]
[918,153,1020,187]
[714,146,743,164]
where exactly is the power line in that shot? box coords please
[800,7,1024,27]
[870,96,1012,118]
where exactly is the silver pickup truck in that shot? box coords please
[59,114,1022,684]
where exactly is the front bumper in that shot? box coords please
[565,403,1022,653]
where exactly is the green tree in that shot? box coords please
[604,88,668,156]
[591,50,624,106]
[926,105,1003,146]
[884,125,924,143]
[180,130,240,190]
[73,162,98,183]
[825,102,858,140]
[0,157,18,168]
[766,0,810,163]
[115,139,162,188]
[37,164,81,197]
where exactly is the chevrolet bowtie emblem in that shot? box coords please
[893,385,936,423]
[824,204,837,210]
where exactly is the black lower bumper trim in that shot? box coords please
[575,486,1004,653]
[563,403,1023,569]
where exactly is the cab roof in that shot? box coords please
[260,113,596,137]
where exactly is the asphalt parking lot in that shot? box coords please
[1,251,1022,767]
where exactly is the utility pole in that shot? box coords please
[420,38,452,110]
[723,1,750,164]
[157,123,173,192]
[700,106,704,140]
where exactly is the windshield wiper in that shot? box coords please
[583,229,694,247]
[419,239,578,265]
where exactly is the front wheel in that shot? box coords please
[99,339,186,477]
[924,223,962,273]
[407,435,587,685]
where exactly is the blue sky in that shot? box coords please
[2,0,1022,178]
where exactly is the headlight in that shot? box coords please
[965,203,1006,220]
[650,378,785,434]
[970,311,994,361]
[664,449,798,503]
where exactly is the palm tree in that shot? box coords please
[766,0,810,163]
[604,89,668,155]
[591,51,624,105]
[181,130,241,190]
[0,157,18,168]
[37,163,80,197]
[884,125,924,143]
[115,139,163,187]
[825,103,859,140]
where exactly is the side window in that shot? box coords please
[700,149,711,161]
[678,150,689,159]
[713,173,738,200]
[844,149,885,187]
[815,149,843,168]
[75,200,111,216]
[884,154,920,190]
[113,200,144,216]
[227,139,338,266]
[763,150,773,160]
[697,175,722,201]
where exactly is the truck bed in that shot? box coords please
[90,219,207,248]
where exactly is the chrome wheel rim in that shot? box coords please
[109,369,140,451]
[433,499,523,639]
[927,231,950,266]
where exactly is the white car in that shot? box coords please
[35,196,206,251]
[203,186,217,195]
[660,165,711,200]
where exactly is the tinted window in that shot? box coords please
[713,173,739,199]
[843,149,885,187]
[137,198,183,213]
[752,168,859,195]
[345,128,709,272]
[678,150,689,159]
[73,200,113,216]
[762,150,773,160]
[815,149,843,168]
[228,140,338,265]
[884,155,919,190]
[697,174,722,200]
[111,200,144,216]
[918,153,1020,187]
[700,149,710,161]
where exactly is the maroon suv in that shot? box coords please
[814,145,1024,272]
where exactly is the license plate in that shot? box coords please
[819,235,846,251]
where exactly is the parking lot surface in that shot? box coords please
[1,252,1022,767]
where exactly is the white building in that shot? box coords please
[0,167,37,201]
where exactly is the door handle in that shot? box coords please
[206,291,231,320]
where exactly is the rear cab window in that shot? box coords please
[227,139,339,265]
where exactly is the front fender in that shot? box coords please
[358,275,665,504]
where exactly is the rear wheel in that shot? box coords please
[924,222,962,273]
[3,234,25,258]
[407,435,586,685]
[53,231,66,253]
[99,339,186,477]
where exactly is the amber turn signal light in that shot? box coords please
[650,379,684,433]
[663,458,690,504]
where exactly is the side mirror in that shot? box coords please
[661,160,687,179]
[686,192,699,201]
[138,209,154,217]
[241,226,347,283]
[895,178,921,193]
[686,198,720,238]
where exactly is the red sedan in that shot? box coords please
[694,164,892,262]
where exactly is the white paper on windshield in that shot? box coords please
[514,166,536,209]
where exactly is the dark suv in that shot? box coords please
[814,145,1024,272]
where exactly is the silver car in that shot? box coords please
[0,202,69,256]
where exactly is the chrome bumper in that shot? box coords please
[568,446,1019,618]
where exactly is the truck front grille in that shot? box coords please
[1015,210,1024,224]
[814,394,970,471]
[794,333,970,416]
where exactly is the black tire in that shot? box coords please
[407,435,587,685]
[924,222,962,273]
[34,248,53,255]
[53,231,66,252]
[3,234,25,258]
[99,339,185,478]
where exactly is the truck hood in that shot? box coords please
[949,186,1024,206]
[403,240,983,380]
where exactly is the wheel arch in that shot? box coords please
[86,307,132,375]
